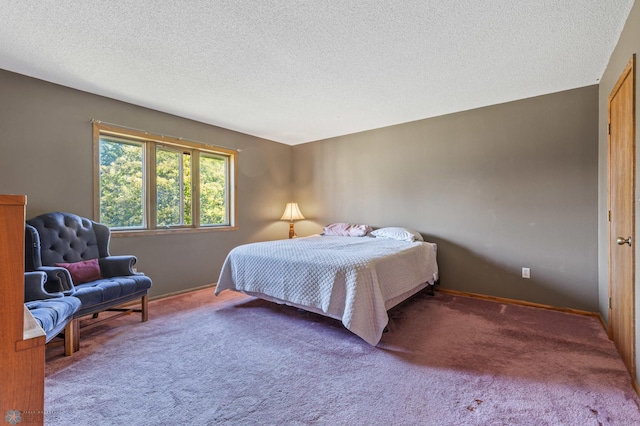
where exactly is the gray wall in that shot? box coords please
[0,62,602,313]
[0,69,293,298]
[598,0,640,384]
[293,86,599,311]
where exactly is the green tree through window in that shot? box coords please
[156,147,192,227]
[200,154,227,225]
[99,138,144,228]
[95,124,235,231]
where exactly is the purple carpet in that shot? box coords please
[44,288,640,425]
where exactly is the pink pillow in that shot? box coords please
[323,223,372,237]
[55,258,101,284]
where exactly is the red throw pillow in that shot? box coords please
[55,258,101,284]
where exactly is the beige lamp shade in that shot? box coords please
[280,202,305,222]
[281,203,304,239]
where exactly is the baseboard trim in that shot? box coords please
[633,377,640,395]
[145,285,601,319]
[119,283,216,307]
[597,314,609,334]
[148,283,216,302]
[436,288,599,318]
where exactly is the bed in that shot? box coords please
[215,232,438,345]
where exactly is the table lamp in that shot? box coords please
[280,202,304,238]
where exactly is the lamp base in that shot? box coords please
[288,222,295,239]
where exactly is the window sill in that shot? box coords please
[111,226,237,238]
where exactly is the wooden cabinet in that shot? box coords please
[0,195,45,425]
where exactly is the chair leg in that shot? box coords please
[65,319,79,356]
[73,319,80,353]
[141,295,148,322]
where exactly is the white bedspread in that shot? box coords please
[215,236,438,345]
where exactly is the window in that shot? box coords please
[99,137,145,228]
[94,122,236,234]
[199,154,229,225]
[156,146,192,227]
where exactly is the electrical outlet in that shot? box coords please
[522,267,530,279]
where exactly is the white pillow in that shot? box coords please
[370,227,423,242]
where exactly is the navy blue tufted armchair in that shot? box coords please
[25,212,152,354]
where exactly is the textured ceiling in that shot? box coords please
[0,1,634,145]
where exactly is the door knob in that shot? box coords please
[617,236,632,246]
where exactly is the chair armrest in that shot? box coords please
[24,271,64,302]
[37,266,75,294]
[99,255,139,278]
[25,224,43,270]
